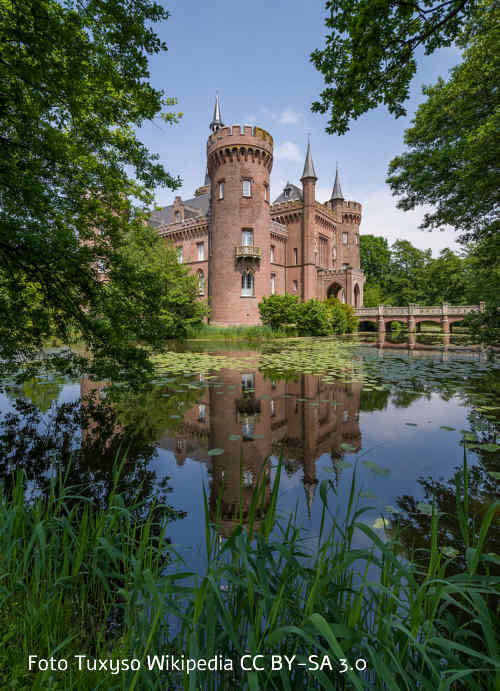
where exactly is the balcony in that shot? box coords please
[235,245,261,259]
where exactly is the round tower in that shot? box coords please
[207,124,273,325]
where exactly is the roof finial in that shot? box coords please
[210,92,224,133]
[331,164,344,200]
[301,135,317,181]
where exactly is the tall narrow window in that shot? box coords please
[343,232,348,245]
[264,183,269,201]
[241,271,254,297]
[293,280,298,292]
[242,180,251,197]
[175,211,180,223]
[198,404,206,422]
[270,273,276,294]
[197,270,204,295]
[176,246,183,263]
[218,181,224,199]
[270,245,275,262]
[197,242,204,261]
[241,229,253,246]
[293,248,298,264]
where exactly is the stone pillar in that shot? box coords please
[408,303,416,332]
[441,303,450,334]
[408,331,416,349]
[480,301,486,313]
[377,304,385,335]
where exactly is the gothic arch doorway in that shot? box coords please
[354,283,361,308]
[327,282,343,300]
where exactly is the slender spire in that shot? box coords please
[210,93,224,133]
[331,164,344,200]
[301,135,317,180]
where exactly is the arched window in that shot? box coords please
[197,270,204,295]
[241,270,254,297]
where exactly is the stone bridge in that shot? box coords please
[354,303,485,334]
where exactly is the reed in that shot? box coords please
[0,456,498,689]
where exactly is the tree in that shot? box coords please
[258,294,300,331]
[311,0,480,134]
[387,2,500,244]
[360,235,391,286]
[423,248,467,304]
[0,0,184,370]
[386,240,431,304]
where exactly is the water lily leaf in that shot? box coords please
[228,434,241,441]
[405,423,418,427]
[372,517,388,530]
[248,434,265,440]
[440,426,456,431]
[384,505,400,514]
[488,471,500,480]
[207,448,225,456]
[340,442,357,452]
[362,461,390,476]
[360,491,376,499]
[417,503,433,515]
[479,443,500,452]
[169,414,181,419]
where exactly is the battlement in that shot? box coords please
[207,124,273,157]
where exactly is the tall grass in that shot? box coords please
[0,457,498,689]
[186,324,290,342]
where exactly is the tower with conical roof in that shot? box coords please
[300,137,318,300]
[331,165,343,201]
[209,93,224,133]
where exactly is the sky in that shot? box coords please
[138,0,463,255]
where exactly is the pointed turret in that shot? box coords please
[210,93,224,133]
[303,480,318,518]
[331,165,344,200]
[301,136,317,180]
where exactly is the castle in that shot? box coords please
[151,96,364,325]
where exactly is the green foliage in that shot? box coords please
[387,2,500,244]
[296,299,331,336]
[360,234,391,285]
[464,301,500,345]
[1,458,498,689]
[325,297,358,333]
[311,0,478,134]
[258,293,300,331]
[0,0,187,370]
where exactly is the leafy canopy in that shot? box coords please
[0,0,190,370]
[311,0,479,134]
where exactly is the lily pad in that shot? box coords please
[440,426,456,431]
[405,423,418,427]
[340,442,357,452]
[228,434,241,441]
[207,448,225,456]
[417,503,433,515]
[478,443,500,452]
[362,461,390,477]
[372,517,388,530]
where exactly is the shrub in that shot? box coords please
[297,300,331,336]
[258,294,299,331]
[325,297,358,334]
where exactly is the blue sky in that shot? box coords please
[139,0,462,255]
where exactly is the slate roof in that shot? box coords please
[301,138,317,179]
[150,193,210,228]
[272,182,303,204]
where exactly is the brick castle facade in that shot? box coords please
[151,96,364,325]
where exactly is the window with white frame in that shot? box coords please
[343,232,348,245]
[270,273,276,294]
[218,181,224,199]
[293,279,298,292]
[198,404,206,422]
[197,242,204,261]
[175,211,180,223]
[270,245,275,262]
[264,183,269,201]
[242,179,251,197]
[176,246,183,263]
[270,399,275,417]
[241,373,255,391]
[241,229,253,246]
[293,248,298,264]
[241,271,254,297]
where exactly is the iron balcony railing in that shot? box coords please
[235,245,261,259]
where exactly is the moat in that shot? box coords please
[1,335,498,573]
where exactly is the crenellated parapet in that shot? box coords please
[207,125,273,175]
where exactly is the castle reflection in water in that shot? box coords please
[154,366,362,536]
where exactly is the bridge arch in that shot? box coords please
[353,283,361,308]
[327,282,344,300]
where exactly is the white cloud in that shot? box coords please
[279,108,302,124]
[275,140,302,162]
[360,188,460,255]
